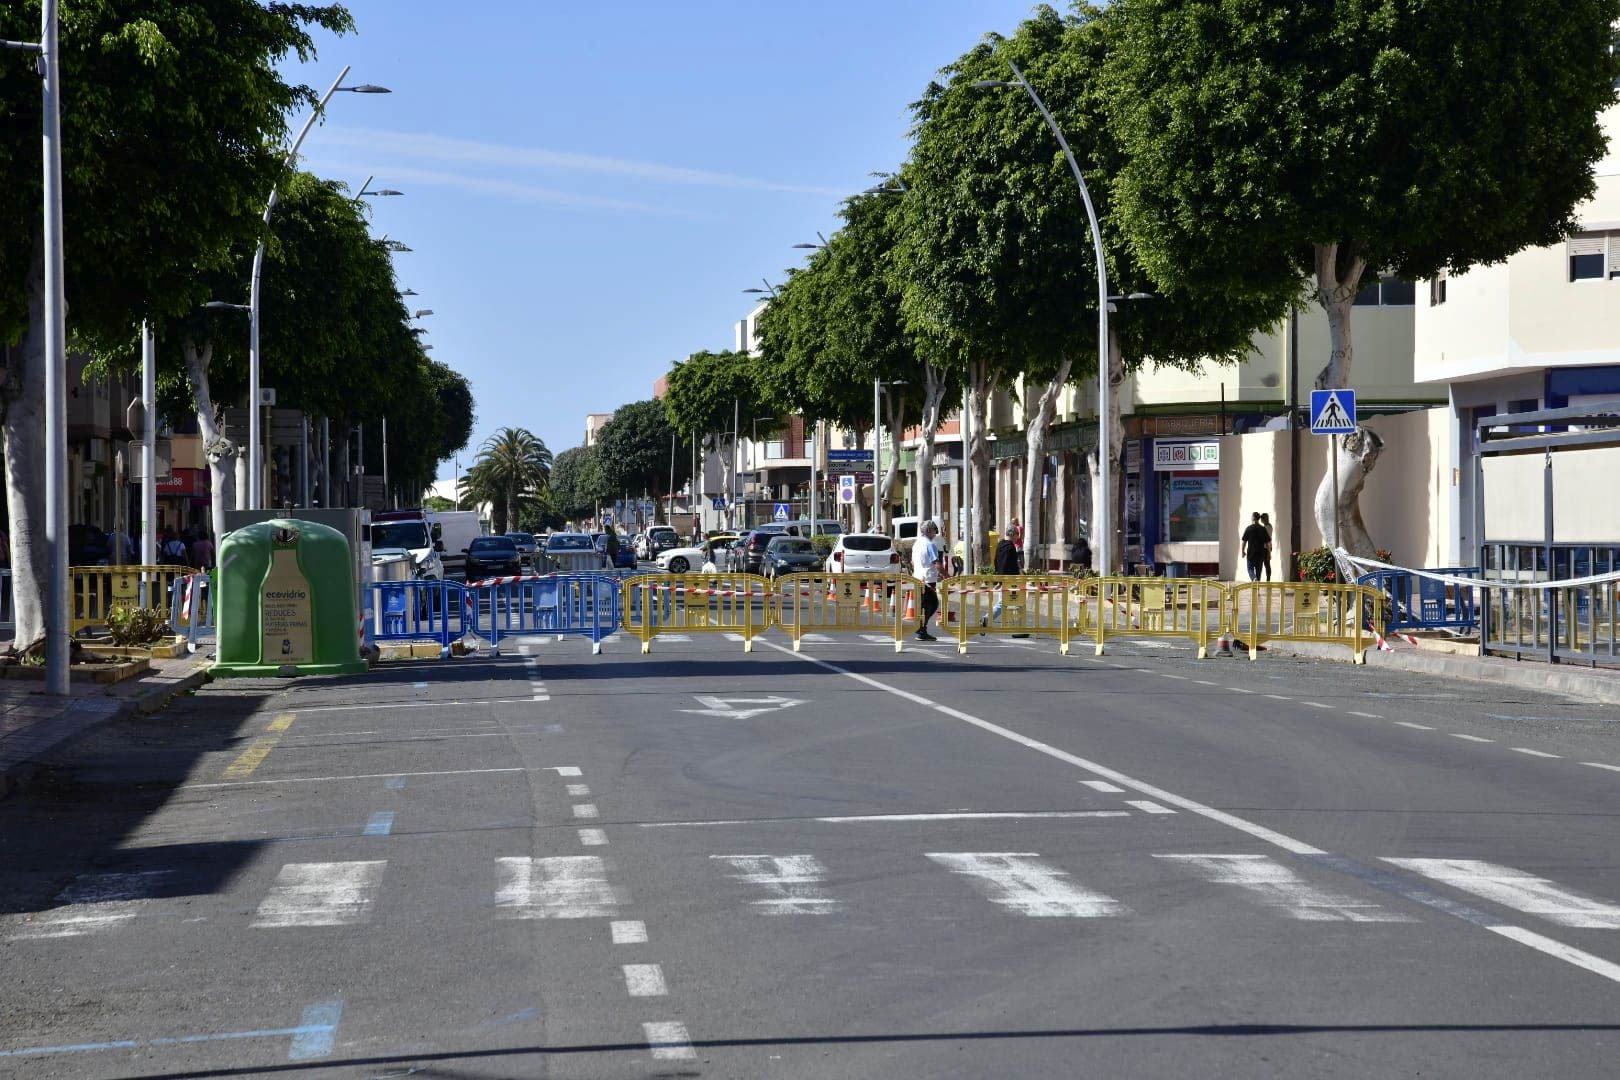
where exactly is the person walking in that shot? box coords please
[912,519,944,642]
[190,531,215,570]
[1241,512,1270,582]
[1259,513,1275,581]
[983,526,1022,629]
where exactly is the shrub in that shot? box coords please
[107,605,170,647]
[811,534,836,558]
[1295,547,1339,584]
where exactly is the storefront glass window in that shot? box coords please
[1161,476,1220,543]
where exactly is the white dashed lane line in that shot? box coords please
[1511,748,1561,759]
[1349,711,1384,719]
[611,920,647,944]
[1584,762,1620,773]
[1450,734,1494,743]
[1395,722,1435,731]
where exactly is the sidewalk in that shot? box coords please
[1258,636,1620,705]
[0,653,212,800]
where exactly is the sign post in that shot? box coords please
[1309,388,1358,553]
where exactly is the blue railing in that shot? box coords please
[370,578,473,658]
[1357,567,1480,634]
[482,574,622,652]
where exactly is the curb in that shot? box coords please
[0,663,211,802]
[1262,639,1620,705]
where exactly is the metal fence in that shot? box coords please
[772,572,912,651]
[1357,568,1479,634]
[70,564,192,635]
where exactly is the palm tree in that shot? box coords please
[459,427,552,533]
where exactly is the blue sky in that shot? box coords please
[288,1,1040,487]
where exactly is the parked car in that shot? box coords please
[640,524,680,559]
[825,532,901,574]
[629,532,647,559]
[784,518,844,538]
[593,532,638,569]
[727,530,781,574]
[463,535,522,581]
[506,531,539,566]
[657,532,738,574]
[545,531,608,572]
[761,536,823,579]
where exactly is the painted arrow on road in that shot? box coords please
[680,695,804,720]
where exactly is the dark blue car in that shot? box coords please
[593,532,637,569]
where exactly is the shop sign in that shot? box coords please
[1153,440,1220,472]
[261,530,314,665]
[156,467,209,498]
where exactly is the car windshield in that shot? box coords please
[649,527,676,538]
[469,537,516,554]
[546,535,594,551]
[843,535,892,551]
[372,522,430,549]
[771,539,814,554]
[507,533,535,544]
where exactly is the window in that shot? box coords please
[1429,274,1448,306]
[1566,232,1620,281]
[1353,275,1416,306]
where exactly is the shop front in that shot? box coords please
[1142,437,1221,575]
[156,467,210,535]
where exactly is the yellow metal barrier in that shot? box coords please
[943,575,1086,654]
[1227,581,1388,664]
[1084,577,1228,658]
[70,564,191,635]
[772,572,912,651]
[621,573,772,653]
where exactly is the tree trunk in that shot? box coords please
[1022,357,1072,573]
[915,363,948,525]
[881,394,905,528]
[967,361,998,568]
[1308,241,1377,556]
[1088,335,1127,573]
[334,425,351,508]
[3,245,49,652]
[185,339,237,545]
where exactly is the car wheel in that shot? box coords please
[669,556,689,573]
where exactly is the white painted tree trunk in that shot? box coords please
[1309,241,1377,557]
[184,339,237,545]
[2,246,49,652]
[914,363,948,524]
[1088,335,1126,574]
[881,394,904,526]
[1021,357,1072,572]
[967,362,998,569]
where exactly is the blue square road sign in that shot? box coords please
[1310,388,1357,435]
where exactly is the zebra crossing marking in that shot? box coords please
[925,853,1124,918]
[1155,854,1413,922]
[1383,858,1620,929]
[495,855,623,918]
[643,1021,695,1061]
[623,963,668,997]
[711,854,840,915]
[252,862,386,928]
[6,871,172,940]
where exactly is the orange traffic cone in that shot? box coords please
[868,585,883,613]
[827,580,836,601]
[904,592,916,621]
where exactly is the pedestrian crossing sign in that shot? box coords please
[1310,388,1357,435]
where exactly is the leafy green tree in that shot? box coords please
[0,0,350,651]
[594,399,691,525]
[1107,0,1620,555]
[662,350,781,523]
[548,445,610,525]
[458,427,552,535]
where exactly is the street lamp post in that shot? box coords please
[972,59,1112,574]
[247,65,389,510]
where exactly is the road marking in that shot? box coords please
[1156,854,1413,922]
[187,766,568,789]
[642,810,1130,828]
[1301,701,1333,710]
[1383,858,1620,928]
[384,777,407,789]
[1264,694,1292,701]
[223,715,297,779]
[711,854,840,914]
[566,783,591,797]
[1395,721,1434,730]
[572,803,599,819]
[611,919,647,944]
[578,828,607,846]
[1159,673,1188,681]
[1126,800,1175,815]
[290,697,542,713]
[1349,711,1384,719]
[643,1021,695,1061]
[268,713,296,732]
[362,812,395,837]
[287,999,343,1061]
[0,1000,345,1062]
[556,766,583,777]
[1130,639,1176,649]
[1226,687,1256,694]
[1583,762,1620,773]
[623,963,668,997]
[1450,733,1494,743]
[1081,780,1126,793]
[1511,747,1561,759]
[495,856,623,918]
[926,853,1124,918]
[681,695,804,720]
[413,681,430,688]
[1192,679,1218,686]
[6,871,171,940]
[253,862,386,928]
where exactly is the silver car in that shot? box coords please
[543,531,608,572]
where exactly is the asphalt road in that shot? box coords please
[3,628,1619,1078]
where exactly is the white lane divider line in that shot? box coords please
[1395,721,1434,730]
[6,870,172,940]
[1192,679,1218,686]
[1349,711,1384,719]
[1126,800,1176,815]
[1300,701,1333,710]
[1511,747,1561,759]
[556,766,583,777]
[622,963,668,997]
[925,853,1124,918]
[643,1021,695,1061]
[1582,762,1620,773]
[187,765,578,789]
[1264,694,1293,701]
[566,784,591,797]
[1450,733,1494,743]
[253,862,387,928]
[572,803,600,819]
[1383,858,1620,929]
[1159,673,1188,681]
[1227,687,1257,694]
[1081,780,1126,793]
[577,828,607,846]
[362,812,395,837]
[495,856,624,919]
[710,854,840,915]
[1156,855,1414,922]
[611,919,647,944]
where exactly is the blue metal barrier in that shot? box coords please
[1357,567,1480,633]
[168,572,215,650]
[369,579,471,658]
[481,574,623,653]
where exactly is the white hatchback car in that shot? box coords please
[824,532,901,574]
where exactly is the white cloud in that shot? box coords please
[314,161,690,215]
[320,125,845,197]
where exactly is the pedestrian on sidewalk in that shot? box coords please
[190,532,215,569]
[1241,512,1269,582]
[912,519,943,642]
[983,527,1022,629]
[1260,513,1275,581]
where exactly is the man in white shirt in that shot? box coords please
[911,520,943,641]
